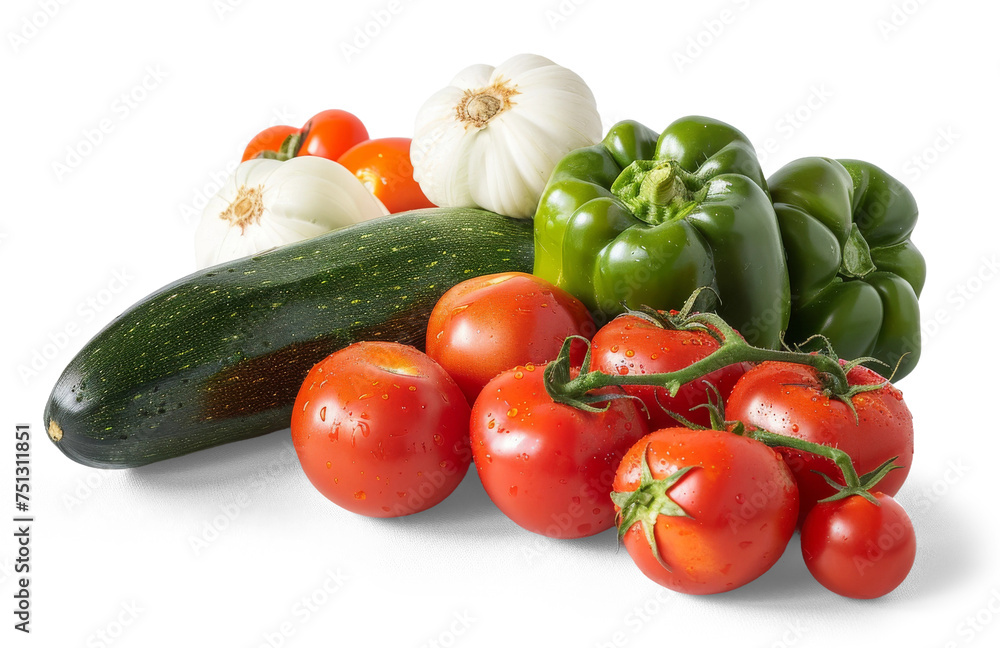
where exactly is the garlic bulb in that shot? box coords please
[410,53,602,219]
[195,155,388,268]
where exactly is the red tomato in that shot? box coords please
[801,493,916,599]
[613,427,799,595]
[590,313,749,430]
[241,124,298,161]
[426,272,595,403]
[337,137,435,213]
[725,361,913,525]
[298,109,369,161]
[290,342,471,517]
[470,363,648,538]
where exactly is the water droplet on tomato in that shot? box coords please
[514,371,524,379]
[509,485,518,496]
[791,424,799,432]
[625,349,635,358]
[326,461,331,469]
[577,523,592,534]
[507,407,518,417]
[433,434,443,445]
[571,496,581,504]
[617,366,629,376]
[354,491,366,500]
[319,406,326,422]
[525,364,535,372]
[610,345,619,353]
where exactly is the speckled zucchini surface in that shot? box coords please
[44,208,534,468]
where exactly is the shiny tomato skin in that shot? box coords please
[470,364,648,539]
[298,109,369,161]
[801,493,916,599]
[426,272,595,403]
[291,342,471,518]
[614,427,799,595]
[242,125,298,161]
[337,137,435,213]
[725,361,913,525]
[590,313,749,430]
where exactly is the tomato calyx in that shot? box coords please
[256,132,302,161]
[620,288,721,340]
[610,446,696,571]
[545,336,651,413]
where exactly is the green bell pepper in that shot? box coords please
[768,157,925,379]
[533,116,790,349]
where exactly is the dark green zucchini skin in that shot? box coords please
[44,208,534,468]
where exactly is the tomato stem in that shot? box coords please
[544,309,851,412]
[736,425,901,505]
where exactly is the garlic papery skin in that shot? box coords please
[411,53,601,220]
[194,155,388,268]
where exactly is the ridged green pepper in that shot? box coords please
[533,116,790,349]
[768,157,925,379]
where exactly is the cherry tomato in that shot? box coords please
[470,363,648,538]
[613,427,799,594]
[426,272,595,403]
[290,342,471,518]
[241,125,298,162]
[801,492,916,599]
[590,312,749,430]
[337,137,435,213]
[298,109,369,161]
[726,361,913,525]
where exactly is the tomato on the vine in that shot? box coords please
[725,361,913,524]
[241,125,298,162]
[470,363,647,539]
[801,492,916,599]
[337,137,434,213]
[612,427,799,595]
[291,342,471,518]
[590,312,749,430]
[298,109,369,161]
[426,272,595,403]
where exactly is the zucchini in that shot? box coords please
[44,208,534,468]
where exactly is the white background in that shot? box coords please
[2,0,998,646]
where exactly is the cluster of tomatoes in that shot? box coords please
[242,108,434,213]
[290,272,917,600]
